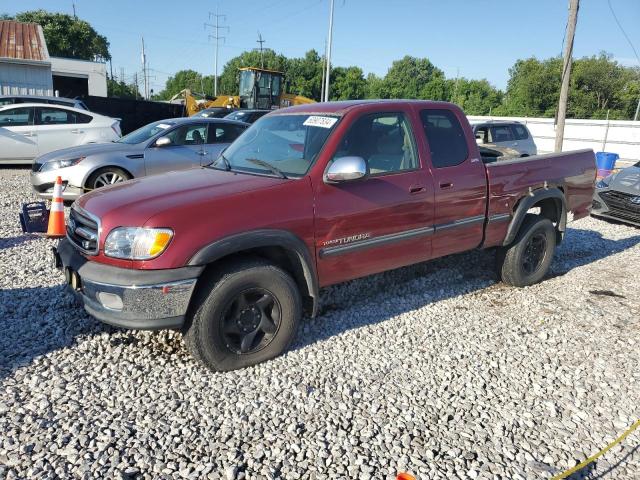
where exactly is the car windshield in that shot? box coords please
[218,114,339,177]
[117,121,176,144]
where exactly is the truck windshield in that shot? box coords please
[219,114,339,177]
[117,121,176,145]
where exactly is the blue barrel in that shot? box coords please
[595,152,619,179]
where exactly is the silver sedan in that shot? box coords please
[30,117,248,200]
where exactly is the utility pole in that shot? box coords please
[141,37,149,99]
[134,72,139,100]
[256,31,265,69]
[205,7,228,97]
[555,0,579,152]
[323,0,335,102]
[72,3,77,19]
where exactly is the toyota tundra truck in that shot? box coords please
[54,100,596,371]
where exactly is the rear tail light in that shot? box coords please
[111,121,122,138]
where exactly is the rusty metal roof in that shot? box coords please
[0,21,50,63]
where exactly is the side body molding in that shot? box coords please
[188,229,320,316]
[503,187,567,246]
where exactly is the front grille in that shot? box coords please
[66,207,100,255]
[600,190,640,224]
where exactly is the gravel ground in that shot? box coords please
[1,166,639,480]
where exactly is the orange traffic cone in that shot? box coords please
[46,176,66,237]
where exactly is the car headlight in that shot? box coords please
[596,177,610,189]
[40,157,85,172]
[104,227,173,260]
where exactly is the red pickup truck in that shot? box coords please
[54,100,596,371]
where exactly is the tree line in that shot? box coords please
[4,10,640,120]
[155,48,639,120]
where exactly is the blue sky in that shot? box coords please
[4,0,639,94]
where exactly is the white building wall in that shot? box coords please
[50,57,108,97]
[0,61,53,96]
[468,115,640,164]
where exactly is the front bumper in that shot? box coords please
[592,188,640,227]
[54,238,204,330]
[30,168,88,201]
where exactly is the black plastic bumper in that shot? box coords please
[54,238,204,330]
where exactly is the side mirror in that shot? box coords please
[155,136,172,147]
[324,156,368,183]
[475,134,485,145]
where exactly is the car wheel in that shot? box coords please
[86,167,131,190]
[183,257,302,371]
[496,214,556,287]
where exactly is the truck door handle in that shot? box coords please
[439,182,454,189]
[23,132,35,137]
[409,185,425,194]
[71,129,84,134]
[196,151,208,156]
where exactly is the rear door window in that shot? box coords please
[37,107,75,125]
[511,124,529,140]
[207,123,246,144]
[0,107,34,127]
[489,125,514,143]
[420,109,468,168]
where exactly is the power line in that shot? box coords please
[607,0,640,121]
[205,6,229,96]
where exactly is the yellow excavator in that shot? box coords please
[172,67,315,116]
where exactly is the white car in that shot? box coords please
[0,103,121,164]
[470,120,537,157]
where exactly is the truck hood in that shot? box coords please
[77,167,289,227]
[35,142,142,164]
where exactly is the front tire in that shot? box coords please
[183,258,302,371]
[86,167,131,191]
[496,214,556,287]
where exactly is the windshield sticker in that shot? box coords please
[303,116,338,129]
[156,123,172,129]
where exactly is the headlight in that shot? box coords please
[596,177,610,189]
[104,227,173,260]
[40,157,85,172]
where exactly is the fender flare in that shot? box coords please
[188,229,320,316]
[503,187,567,246]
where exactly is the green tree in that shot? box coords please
[9,10,110,60]
[381,56,448,99]
[498,57,562,117]
[364,73,385,99]
[155,70,209,100]
[287,50,324,100]
[107,78,141,99]
[450,78,503,115]
[499,53,639,119]
[330,66,366,100]
[569,53,638,119]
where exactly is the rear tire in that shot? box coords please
[183,258,301,371]
[496,214,556,287]
[86,167,131,191]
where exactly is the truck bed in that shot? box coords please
[482,149,596,248]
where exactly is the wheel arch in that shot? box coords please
[82,164,134,190]
[188,229,319,317]
[503,186,567,246]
